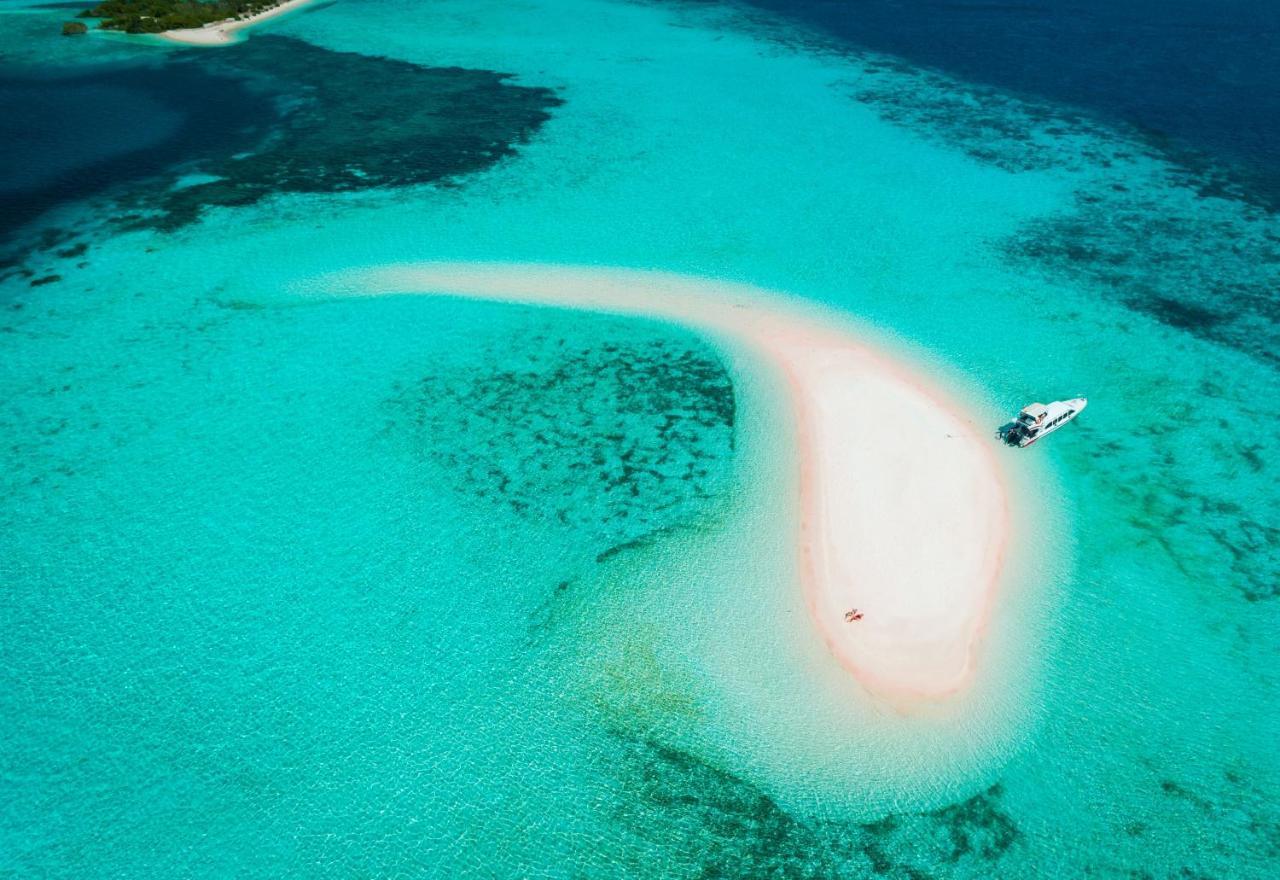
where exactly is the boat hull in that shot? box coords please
[1013,397,1087,447]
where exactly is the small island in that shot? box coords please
[72,0,315,44]
[61,20,89,35]
[77,0,285,34]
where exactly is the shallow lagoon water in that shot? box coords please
[1,0,1277,876]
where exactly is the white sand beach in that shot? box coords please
[335,264,1009,702]
[158,0,314,46]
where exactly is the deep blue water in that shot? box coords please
[739,0,1280,205]
[0,61,276,241]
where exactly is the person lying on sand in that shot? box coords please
[844,608,864,623]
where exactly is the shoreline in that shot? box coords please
[326,264,1011,703]
[157,0,315,46]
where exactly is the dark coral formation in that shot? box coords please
[1002,187,1280,370]
[595,735,1280,880]
[0,229,91,295]
[610,732,840,878]
[1150,768,1280,869]
[1064,389,1278,604]
[390,321,735,561]
[123,36,562,230]
[821,48,1280,373]
[843,62,1119,176]
[605,729,1022,878]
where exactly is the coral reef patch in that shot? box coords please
[124,36,563,231]
[604,729,1022,879]
[388,318,736,562]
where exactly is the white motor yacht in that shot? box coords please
[1007,398,1087,447]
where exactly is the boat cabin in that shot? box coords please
[1017,403,1049,428]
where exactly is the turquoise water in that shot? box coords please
[2,0,1277,876]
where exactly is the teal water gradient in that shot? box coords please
[1,0,1276,877]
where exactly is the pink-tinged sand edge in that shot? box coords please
[331,264,1011,703]
[157,0,316,46]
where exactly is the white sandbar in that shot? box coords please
[332,264,1009,702]
[158,0,315,46]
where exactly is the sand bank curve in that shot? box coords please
[332,264,1009,701]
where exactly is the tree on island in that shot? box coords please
[75,0,285,34]
[62,20,89,35]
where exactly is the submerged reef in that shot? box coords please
[1001,185,1280,370]
[840,59,1280,372]
[600,730,1280,878]
[844,59,1114,176]
[389,319,735,562]
[604,728,1021,879]
[124,36,562,230]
